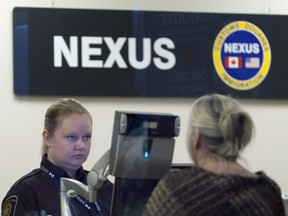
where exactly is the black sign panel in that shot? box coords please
[13,7,288,99]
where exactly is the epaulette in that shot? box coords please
[8,168,42,188]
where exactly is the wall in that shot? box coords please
[1,0,288,210]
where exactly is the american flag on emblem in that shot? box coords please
[245,57,260,68]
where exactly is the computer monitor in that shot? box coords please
[108,111,182,216]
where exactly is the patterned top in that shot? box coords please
[143,166,285,216]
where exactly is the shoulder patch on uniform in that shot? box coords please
[2,195,18,216]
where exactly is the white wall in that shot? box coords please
[1,0,288,210]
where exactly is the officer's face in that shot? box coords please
[44,113,92,177]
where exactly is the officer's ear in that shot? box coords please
[42,129,52,147]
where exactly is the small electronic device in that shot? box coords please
[108,111,180,179]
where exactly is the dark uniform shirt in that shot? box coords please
[1,155,113,216]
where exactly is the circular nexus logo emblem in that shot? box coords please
[213,21,271,90]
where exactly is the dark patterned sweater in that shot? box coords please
[143,166,285,216]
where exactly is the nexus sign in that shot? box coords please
[53,36,176,70]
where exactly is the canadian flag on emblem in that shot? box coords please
[224,56,243,69]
